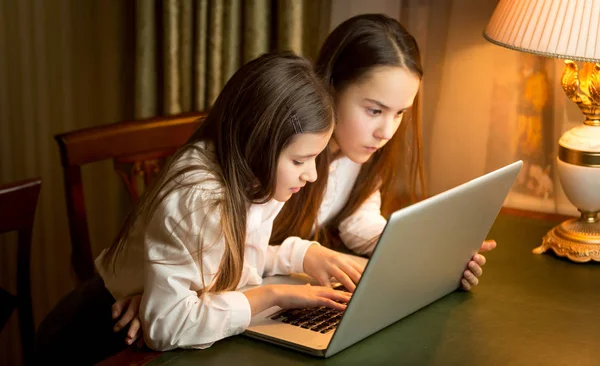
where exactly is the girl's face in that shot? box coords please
[274,127,333,202]
[331,66,421,164]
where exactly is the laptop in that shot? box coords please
[241,160,523,358]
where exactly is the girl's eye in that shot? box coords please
[367,108,382,116]
[293,160,304,166]
[396,110,405,117]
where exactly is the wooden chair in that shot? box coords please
[54,112,206,283]
[0,177,42,366]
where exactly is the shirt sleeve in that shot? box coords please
[264,238,317,276]
[140,184,252,351]
[338,189,387,256]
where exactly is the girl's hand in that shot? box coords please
[272,284,351,311]
[112,295,144,346]
[244,284,351,315]
[303,244,364,292]
[461,240,497,291]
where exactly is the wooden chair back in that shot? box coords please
[0,177,42,365]
[54,113,206,282]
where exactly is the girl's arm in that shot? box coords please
[338,189,387,255]
[265,240,365,292]
[263,237,315,276]
[139,186,352,351]
[140,187,252,351]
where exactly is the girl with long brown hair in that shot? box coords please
[35,52,363,365]
[271,13,495,290]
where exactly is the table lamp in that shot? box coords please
[483,0,600,262]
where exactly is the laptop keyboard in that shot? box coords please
[269,285,349,334]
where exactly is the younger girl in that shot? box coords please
[35,52,362,365]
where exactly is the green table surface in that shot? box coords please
[112,212,600,366]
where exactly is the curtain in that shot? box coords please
[0,1,135,364]
[0,1,332,364]
[134,0,332,119]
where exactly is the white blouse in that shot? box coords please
[95,142,316,351]
[317,156,387,255]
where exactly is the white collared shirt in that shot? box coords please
[317,156,387,255]
[95,142,315,351]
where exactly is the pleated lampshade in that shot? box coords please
[484,0,600,63]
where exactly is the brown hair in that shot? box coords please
[104,51,333,292]
[271,14,425,248]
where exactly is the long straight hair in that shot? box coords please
[271,14,425,248]
[104,52,333,292]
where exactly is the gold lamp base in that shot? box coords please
[533,212,600,262]
[532,61,600,263]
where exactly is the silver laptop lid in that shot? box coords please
[325,161,522,357]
